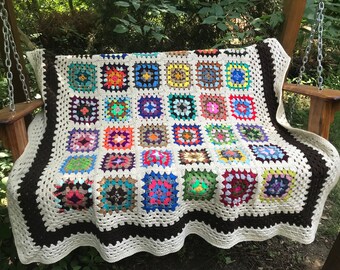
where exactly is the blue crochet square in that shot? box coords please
[134,63,160,88]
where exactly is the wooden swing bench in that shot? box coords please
[0,0,339,268]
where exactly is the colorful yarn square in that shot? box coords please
[205,124,237,145]
[178,149,211,165]
[249,144,288,162]
[221,169,257,207]
[134,63,160,88]
[172,124,203,146]
[260,169,296,202]
[216,147,249,164]
[101,64,129,92]
[104,96,131,122]
[101,152,135,172]
[237,124,268,142]
[196,62,222,90]
[183,170,217,201]
[141,150,172,167]
[168,94,196,120]
[67,63,96,93]
[139,124,169,148]
[166,63,191,88]
[199,94,227,120]
[67,129,99,153]
[225,62,251,90]
[142,172,178,212]
[103,127,134,150]
[60,155,96,174]
[70,96,98,124]
[229,94,256,120]
[138,96,163,119]
[194,49,220,57]
[54,178,93,213]
[97,176,136,215]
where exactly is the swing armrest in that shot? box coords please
[283,83,340,101]
[0,99,44,125]
[283,83,340,140]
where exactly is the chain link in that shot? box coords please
[0,0,31,111]
[297,0,324,90]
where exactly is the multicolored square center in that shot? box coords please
[196,62,222,90]
[249,144,288,162]
[97,176,136,215]
[101,64,129,92]
[178,149,211,165]
[138,96,163,119]
[68,62,97,93]
[205,124,237,145]
[216,147,249,164]
[103,127,134,150]
[200,94,227,120]
[225,62,251,90]
[134,63,160,88]
[173,124,203,146]
[236,124,268,142]
[100,152,135,171]
[229,94,256,120]
[141,150,172,167]
[60,155,96,174]
[183,170,217,201]
[104,96,131,122]
[142,172,178,212]
[166,62,191,88]
[168,94,196,120]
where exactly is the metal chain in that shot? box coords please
[0,0,30,111]
[297,0,324,90]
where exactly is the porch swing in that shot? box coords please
[0,0,340,267]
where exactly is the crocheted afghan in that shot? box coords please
[7,38,340,264]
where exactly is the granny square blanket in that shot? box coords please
[7,38,340,264]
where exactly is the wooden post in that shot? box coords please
[0,0,30,103]
[280,0,307,57]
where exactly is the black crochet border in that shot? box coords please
[17,42,328,247]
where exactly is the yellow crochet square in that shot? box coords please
[166,63,191,88]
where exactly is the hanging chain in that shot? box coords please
[297,0,324,90]
[0,0,30,112]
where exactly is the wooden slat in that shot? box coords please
[280,0,307,57]
[283,83,340,101]
[0,99,43,124]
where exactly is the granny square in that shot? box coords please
[205,124,237,145]
[225,62,251,90]
[139,124,169,148]
[168,94,196,120]
[183,170,217,201]
[104,96,131,122]
[134,63,160,88]
[173,124,203,146]
[221,169,257,207]
[100,152,135,171]
[196,61,223,90]
[70,96,99,124]
[236,124,268,142]
[97,176,136,215]
[199,94,227,120]
[103,127,134,150]
[67,62,97,93]
[229,94,256,120]
[60,155,96,174]
[138,96,163,118]
[166,62,191,88]
[101,63,129,92]
[142,172,178,212]
[178,149,211,165]
[141,150,172,167]
[53,178,93,213]
[67,129,99,153]
[216,147,249,164]
[249,144,288,162]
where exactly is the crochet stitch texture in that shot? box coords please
[7,38,340,264]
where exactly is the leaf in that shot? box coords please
[202,16,218,24]
[113,24,128,34]
[127,14,137,24]
[131,0,141,10]
[152,32,166,42]
[132,24,142,34]
[143,25,151,34]
[198,7,211,15]
[114,1,130,7]
[217,22,228,31]
[212,4,224,17]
